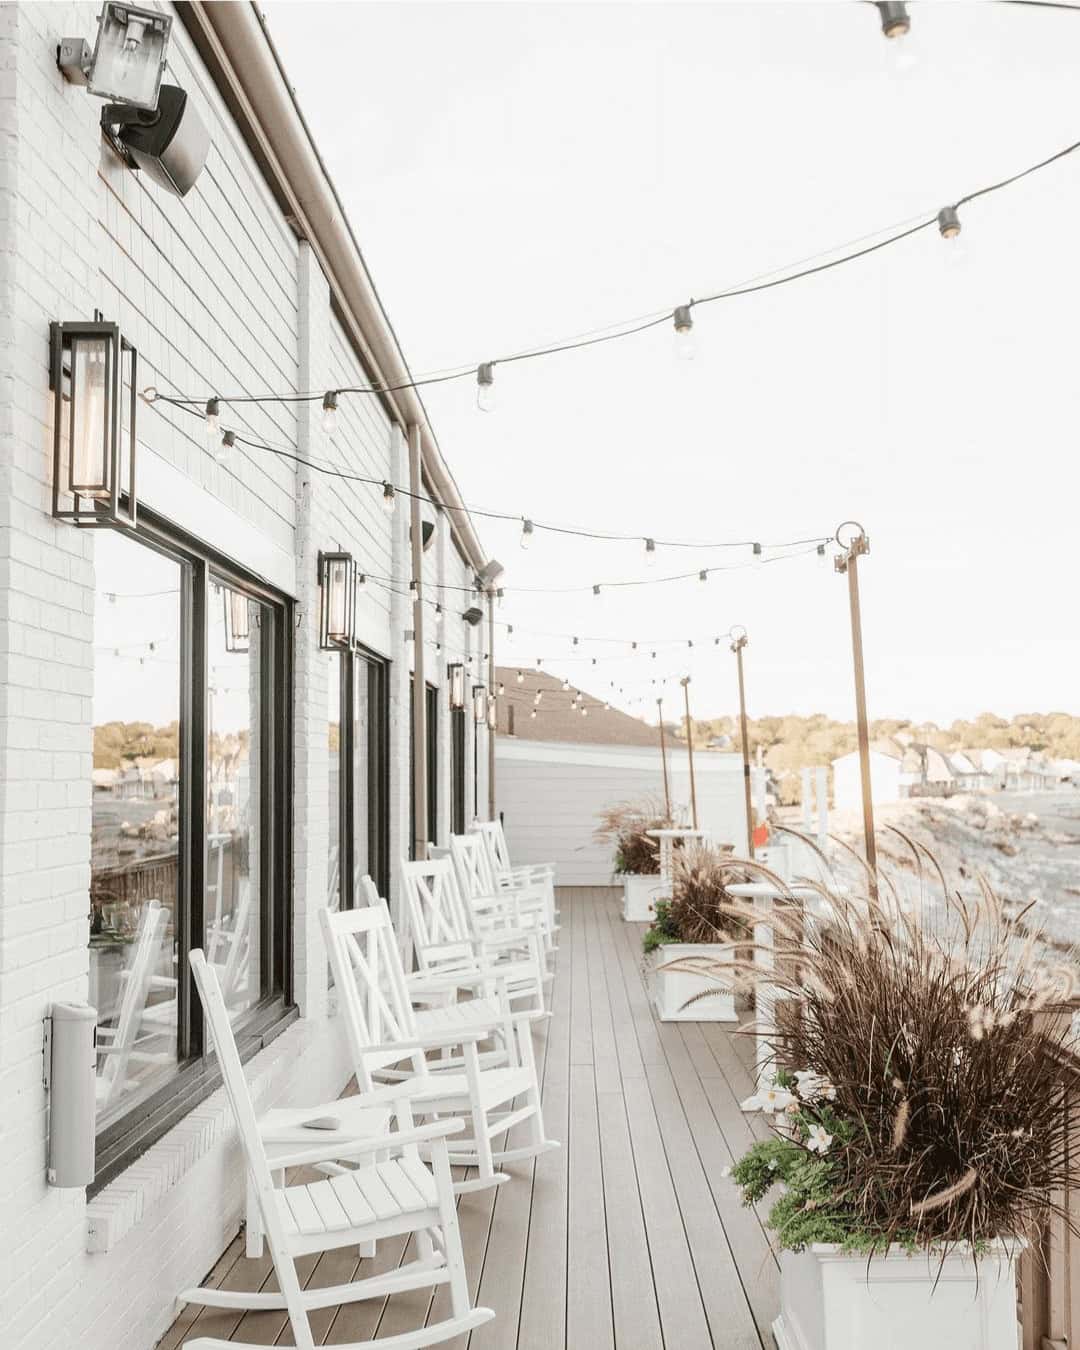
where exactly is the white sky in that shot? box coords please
[263,0,1080,726]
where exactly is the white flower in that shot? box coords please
[806,1124,833,1155]
[793,1070,835,1103]
[741,1082,796,1115]
[720,1165,732,1178]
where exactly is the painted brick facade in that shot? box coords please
[0,6,488,1348]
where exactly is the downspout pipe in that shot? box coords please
[187,1,487,573]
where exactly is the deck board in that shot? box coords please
[167,887,776,1348]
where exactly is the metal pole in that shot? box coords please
[408,423,427,860]
[657,698,671,819]
[487,591,496,822]
[681,676,698,830]
[731,628,754,857]
[835,522,877,891]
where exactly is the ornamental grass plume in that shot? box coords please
[593,796,673,876]
[665,842,751,943]
[695,847,1080,1253]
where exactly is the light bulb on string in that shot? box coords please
[321,391,339,436]
[204,397,221,448]
[817,543,828,570]
[516,670,524,684]
[593,584,601,597]
[875,2,916,74]
[531,708,537,719]
[476,362,495,413]
[497,681,505,696]
[520,519,534,550]
[672,304,695,362]
[213,429,236,463]
[581,706,588,718]
[381,481,396,515]
[435,603,444,627]
[698,570,708,583]
[561,678,570,692]
[937,205,968,272]
[534,691,542,705]
[644,538,657,567]
[752,542,763,568]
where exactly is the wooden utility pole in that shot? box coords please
[681,676,698,829]
[657,698,671,819]
[730,627,754,857]
[834,523,877,893]
[487,591,496,821]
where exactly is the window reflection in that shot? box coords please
[353,659,371,896]
[208,583,263,1019]
[91,533,181,1129]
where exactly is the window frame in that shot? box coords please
[336,643,390,907]
[90,509,294,1194]
[450,703,467,836]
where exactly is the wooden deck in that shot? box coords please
[161,886,779,1349]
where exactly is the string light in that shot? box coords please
[672,304,695,361]
[875,2,910,38]
[561,678,570,691]
[476,362,495,413]
[593,584,601,596]
[213,429,236,462]
[645,538,657,567]
[204,397,220,448]
[520,518,534,550]
[752,542,763,568]
[534,691,542,705]
[531,708,537,719]
[516,669,524,683]
[698,570,707,582]
[157,131,1080,431]
[435,603,444,626]
[381,481,396,514]
[321,391,339,435]
[817,543,827,569]
[938,205,962,239]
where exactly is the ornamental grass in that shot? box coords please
[682,843,1080,1253]
[593,797,673,875]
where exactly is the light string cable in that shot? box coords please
[147,129,1080,412]
[150,399,834,557]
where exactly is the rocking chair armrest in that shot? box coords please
[363,1028,489,1056]
[265,1117,466,1170]
[405,969,504,996]
[476,927,538,949]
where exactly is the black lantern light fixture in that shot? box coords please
[317,551,359,650]
[448,664,466,710]
[223,587,251,654]
[50,318,137,529]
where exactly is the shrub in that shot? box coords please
[642,843,751,951]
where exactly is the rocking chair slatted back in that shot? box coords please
[449,833,497,904]
[401,859,471,948]
[98,899,168,1109]
[319,906,425,1088]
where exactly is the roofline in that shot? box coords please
[174,1,488,573]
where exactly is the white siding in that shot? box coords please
[496,740,747,885]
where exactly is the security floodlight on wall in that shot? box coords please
[59,3,172,111]
[448,664,466,710]
[223,588,250,654]
[317,551,359,650]
[476,559,505,590]
[49,319,137,529]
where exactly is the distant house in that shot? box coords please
[831,747,903,812]
[1000,747,1055,792]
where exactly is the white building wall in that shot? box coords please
[0,6,485,1349]
[832,750,902,813]
[496,740,747,885]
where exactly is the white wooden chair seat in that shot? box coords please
[406,1063,533,1114]
[183,949,494,1350]
[273,1156,437,1242]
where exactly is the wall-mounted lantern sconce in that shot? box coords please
[448,664,466,710]
[463,606,484,627]
[472,684,487,725]
[50,319,137,529]
[317,551,359,650]
[486,695,497,732]
[223,587,250,654]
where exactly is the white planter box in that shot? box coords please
[650,942,736,1022]
[621,874,665,922]
[773,1242,1020,1350]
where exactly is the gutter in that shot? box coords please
[176,1,487,574]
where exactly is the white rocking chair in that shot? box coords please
[401,857,549,1014]
[96,900,172,1114]
[320,905,558,1194]
[182,949,495,1350]
[448,834,556,960]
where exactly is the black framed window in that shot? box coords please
[450,704,467,836]
[347,648,390,902]
[331,646,390,907]
[90,513,292,1191]
[409,679,439,855]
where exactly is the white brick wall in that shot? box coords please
[0,6,486,1348]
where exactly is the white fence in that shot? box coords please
[496,739,748,885]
